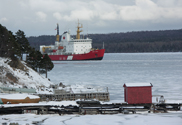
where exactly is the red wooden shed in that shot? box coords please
[123,83,153,104]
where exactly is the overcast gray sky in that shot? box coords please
[0,0,182,36]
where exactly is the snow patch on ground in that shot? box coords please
[0,93,40,99]
[59,84,108,93]
[1,112,182,125]
[0,57,53,89]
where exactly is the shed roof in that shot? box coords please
[123,83,153,87]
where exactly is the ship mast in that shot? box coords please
[76,20,83,39]
[56,23,59,42]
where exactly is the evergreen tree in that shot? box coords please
[40,54,54,78]
[26,49,54,77]
[0,24,54,75]
[0,24,21,60]
[0,24,54,77]
[35,50,43,72]
[26,48,37,71]
[15,30,30,60]
[0,24,10,57]
[8,31,21,60]
[26,48,43,71]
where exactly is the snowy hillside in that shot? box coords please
[0,57,53,89]
[0,57,107,94]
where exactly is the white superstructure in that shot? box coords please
[40,24,92,55]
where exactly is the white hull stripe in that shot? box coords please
[67,56,73,60]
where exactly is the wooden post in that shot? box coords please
[46,64,47,78]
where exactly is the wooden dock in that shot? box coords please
[0,101,181,115]
[36,92,110,101]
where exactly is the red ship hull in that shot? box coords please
[48,49,105,61]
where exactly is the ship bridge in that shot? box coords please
[70,38,92,43]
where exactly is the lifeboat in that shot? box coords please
[58,46,64,49]
[52,50,57,52]
[0,94,40,104]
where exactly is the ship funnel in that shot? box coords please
[56,23,60,42]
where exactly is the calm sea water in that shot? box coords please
[48,53,182,101]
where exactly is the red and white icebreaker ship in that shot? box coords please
[40,22,105,61]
